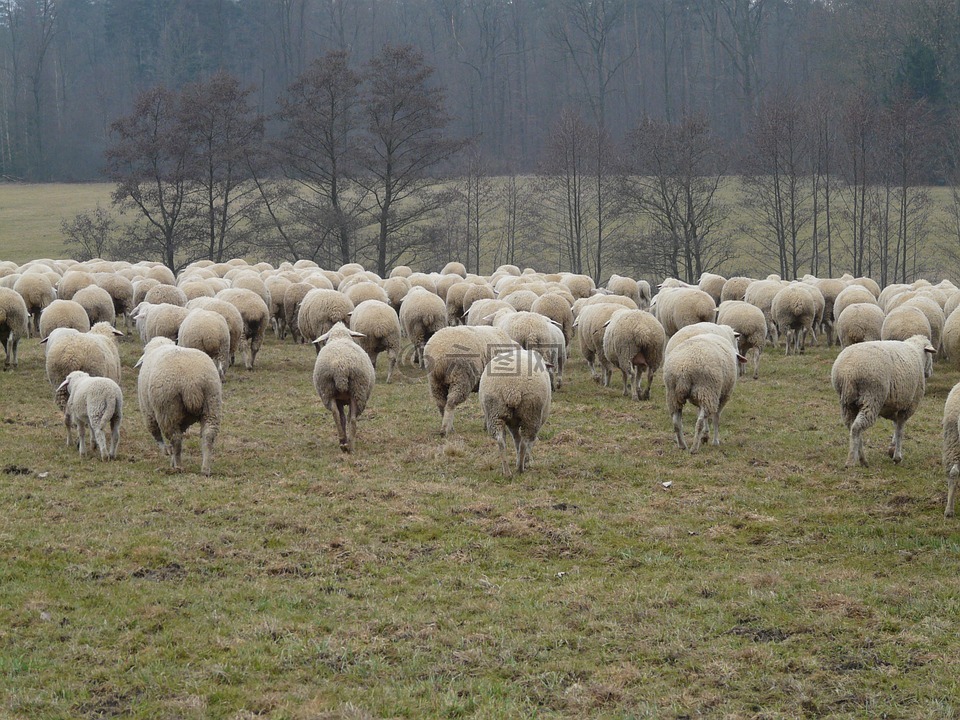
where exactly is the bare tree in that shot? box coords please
[355,44,465,275]
[620,114,733,283]
[542,108,592,275]
[60,204,121,260]
[837,90,877,277]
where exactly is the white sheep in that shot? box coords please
[575,302,626,384]
[663,333,740,453]
[0,287,30,369]
[38,299,91,340]
[606,274,643,307]
[72,284,116,327]
[43,322,123,410]
[881,306,932,343]
[298,288,355,355]
[772,284,817,355]
[602,308,666,399]
[716,300,767,379]
[653,286,716,337]
[143,283,189,307]
[479,348,552,476]
[178,308,231,380]
[531,293,575,347]
[835,303,884,348]
[216,288,270,369]
[399,287,448,367]
[312,322,376,452]
[13,273,56,336]
[136,337,222,474]
[831,334,934,467]
[943,382,960,517]
[349,299,402,383]
[493,310,563,389]
[57,370,123,460]
[185,297,244,367]
[131,302,189,343]
[698,272,726,305]
[720,276,753,303]
[743,279,785,345]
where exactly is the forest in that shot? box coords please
[4,0,960,281]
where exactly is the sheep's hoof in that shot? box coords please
[339,443,350,453]
[946,509,955,519]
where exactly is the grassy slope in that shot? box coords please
[1,329,959,719]
[0,184,114,264]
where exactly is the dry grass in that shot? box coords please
[1,327,960,718]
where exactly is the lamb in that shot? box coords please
[349,299,402,383]
[772,283,817,355]
[652,287,716,337]
[399,287,448,366]
[216,288,270,369]
[0,287,29,369]
[881,306,932,343]
[602,309,666,400]
[178,308,231,380]
[424,325,517,436]
[38,299,91,339]
[835,303,885,349]
[312,322,376,452]
[43,322,123,410]
[298,289,355,355]
[57,370,123,460]
[479,348,553,476]
[135,337,222,474]
[13,273,56,336]
[72,284,116,326]
[663,333,740,453]
[832,335,934,467]
[943,383,960,517]
[717,300,767,379]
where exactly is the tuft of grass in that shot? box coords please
[2,328,960,717]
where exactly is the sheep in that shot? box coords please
[424,325,518,436]
[312,322,376,453]
[38,299,91,339]
[442,261,468,278]
[663,333,741,453]
[57,370,122,460]
[835,303,885,349]
[652,287,716,337]
[573,294,638,320]
[698,272,726,305]
[664,321,740,359]
[462,284,496,316]
[282,282,315,343]
[349,299,402,383]
[434,273,464,302]
[851,276,881,299]
[501,289,540,312]
[544,321,567,390]
[57,270,96,300]
[143,264,176,285]
[576,302,626,384]
[833,284,878,320]
[132,302,190,343]
[772,284,817,355]
[720,276,753,303]
[344,281,389,308]
[744,279,785,344]
[493,310,563,389]
[881,306,932,344]
[831,334,935,467]
[0,287,30,369]
[407,273,437,294]
[382,276,411,312]
[531,293,575,347]
[445,282,470,326]
[135,337,222,474]
[465,298,513,326]
[717,300,767,379]
[814,277,848,345]
[390,265,413,278]
[216,288,270,369]
[178,309,231,380]
[72,284,116,327]
[95,273,135,328]
[900,296,945,352]
[561,274,595,300]
[43,322,123,409]
[399,287,448,367]
[298,289,355,356]
[133,278,161,306]
[602,309,666,400]
[13,273,56,336]
[606,275,643,307]
[143,283,189,307]
[479,348,552,476]
[943,382,960,517]
[185,297,243,366]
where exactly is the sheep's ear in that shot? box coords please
[549,319,562,328]
[736,353,748,363]
[483,315,495,322]
[134,355,144,368]
[733,331,741,338]
[313,331,330,345]
[39,336,49,345]
[603,320,612,328]
[56,377,71,392]
[348,330,365,338]
[111,328,124,337]
[924,345,936,354]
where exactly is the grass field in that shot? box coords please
[2,325,960,718]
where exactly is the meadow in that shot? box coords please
[2,316,960,718]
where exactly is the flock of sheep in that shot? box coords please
[2,256,960,514]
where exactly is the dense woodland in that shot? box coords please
[6,0,960,282]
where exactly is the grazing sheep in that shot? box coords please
[653,287,716,337]
[217,288,270,369]
[943,383,960,517]
[57,271,96,300]
[602,309,666,400]
[344,281,389,308]
[434,273,464,302]
[312,322,376,453]
[835,303,885,349]
[743,279,785,345]
[382,276,411,312]
[445,282,471,326]
[281,282,315,343]
[264,275,292,338]
[772,284,817,355]
[143,283,189,307]
[424,325,517,436]
[399,287,448,366]
[38,299,91,340]
[442,261,467,278]
[132,302,190,343]
[133,278,161,306]
[479,348,552,476]
[43,322,123,409]
[833,284,878,320]
[136,337,222,474]
[95,273,135,328]
[465,298,513,326]
[717,300,767,379]
[501,289,540,312]
[698,272,726,305]
[178,309,231,380]
[298,289,355,355]
[561,274,595,300]
[531,293,575,347]
[606,275,643,307]
[901,296,945,352]
[720,276,753,303]
[0,287,29,369]
[13,273,56,336]
[185,297,243,366]
[349,299,402,383]
[831,334,935,467]
[72,284,116,327]
[57,370,122,460]
[390,265,413,278]
[576,302,626,384]
[663,333,741,453]
[814,277,847,345]
[493,310,563,389]
[573,293,638,320]
[881,306,932,343]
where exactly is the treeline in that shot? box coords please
[2,0,959,180]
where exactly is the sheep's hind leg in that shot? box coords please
[691,407,710,453]
[168,433,183,471]
[109,415,121,459]
[887,415,906,464]
[200,419,217,475]
[92,421,109,461]
[332,402,348,451]
[346,396,358,453]
[947,464,959,518]
[490,418,510,476]
[672,409,688,451]
[847,405,877,467]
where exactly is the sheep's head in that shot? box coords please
[313,322,365,347]
[56,370,90,407]
[135,336,175,367]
